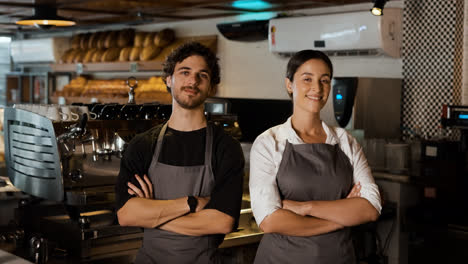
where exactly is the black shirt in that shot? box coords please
[115,122,245,227]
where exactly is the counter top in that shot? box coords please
[373,171,411,183]
[0,177,29,201]
[0,249,32,264]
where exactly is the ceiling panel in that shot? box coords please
[0,0,375,35]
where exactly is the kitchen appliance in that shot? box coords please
[3,107,160,262]
[332,77,357,128]
[269,8,403,57]
[3,101,245,262]
[320,77,402,139]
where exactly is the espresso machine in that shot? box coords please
[3,105,163,263]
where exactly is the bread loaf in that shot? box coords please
[140,45,161,61]
[92,49,106,62]
[88,32,101,49]
[134,32,146,47]
[71,35,81,49]
[60,48,74,63]
[83,48,98,63]
[143,32,157,47]
[73,49,86,63]
[104,31,119,48]
[119,47,132,61]
[154,28,175,48]
[97,32,108,49]
[80,33,91,50]
[129,46,142,61]
[118,29,135,47]
[101,47,121,62]
[66,49,81,63]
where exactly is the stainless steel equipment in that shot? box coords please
[321,77,402,139]
[4,107,160,262]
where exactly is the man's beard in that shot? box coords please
[173,86,208,109]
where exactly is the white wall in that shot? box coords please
[131,1,405,99]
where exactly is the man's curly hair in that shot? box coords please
[162,42,220,93]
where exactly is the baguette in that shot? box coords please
[80,33,91,50]
[104,31,118,49]
[71,35,81,49]
[88,32,101,49]
[83,48,98,63]
[119,47,133,61]
[154,28,175,48]
[60,48,74,63]
[134,32,146,47]
[73,49,86,63]
[97,32,108,49]
[143,32,157,47]
[92,49,106,62]
[118,29,135,47]
[101,47,121,62]
[66,49,80,63]
[129,46,142,61]
[140,45,161,61]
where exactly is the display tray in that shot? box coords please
[49,93,172,105]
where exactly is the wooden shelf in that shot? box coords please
[50,61,164,73]
[50,93,172,105]
[49,35,217,73]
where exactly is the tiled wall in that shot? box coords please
[402,0,463,138]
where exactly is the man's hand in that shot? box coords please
[346,182,361,199]
[195,197,210,212]
[127,174,153,199]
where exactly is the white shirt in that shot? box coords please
[249,117,382,226]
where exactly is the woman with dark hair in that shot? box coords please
[249,50,381,263]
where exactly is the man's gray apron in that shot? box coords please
[254,141,356,264]
[134,123,219,264]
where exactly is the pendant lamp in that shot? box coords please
[16,5,75,27]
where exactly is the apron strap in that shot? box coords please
[154,122,168,162]
[204,123,213,166]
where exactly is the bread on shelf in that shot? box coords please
[154,28,175,48]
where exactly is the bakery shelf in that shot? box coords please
[50,93,172,105]
[50,61,165,73]
[49,35,217,73]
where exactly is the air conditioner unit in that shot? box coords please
[269,8,402,58]
[10,37,70,63]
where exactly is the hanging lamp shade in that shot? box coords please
[16,5,75,27]
[370,0,387,16]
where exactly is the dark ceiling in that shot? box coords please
[0,0,373,35]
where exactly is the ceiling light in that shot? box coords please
[232,0,273,11]
[371,0,387,16]
[16,5,75,27]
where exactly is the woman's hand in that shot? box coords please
[282,200,309,216]
[127,174,154,199]
[346,182,361,199]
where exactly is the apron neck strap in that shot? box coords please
[154,122,168,161]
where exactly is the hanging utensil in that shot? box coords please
[126,76,138,104]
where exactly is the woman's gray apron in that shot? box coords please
[254,141,356,264]
[134,123,219,264]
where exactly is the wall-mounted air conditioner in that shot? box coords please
[269,8,402,58]
[10,37,70,63]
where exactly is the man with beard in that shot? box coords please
[115,42,245,264]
